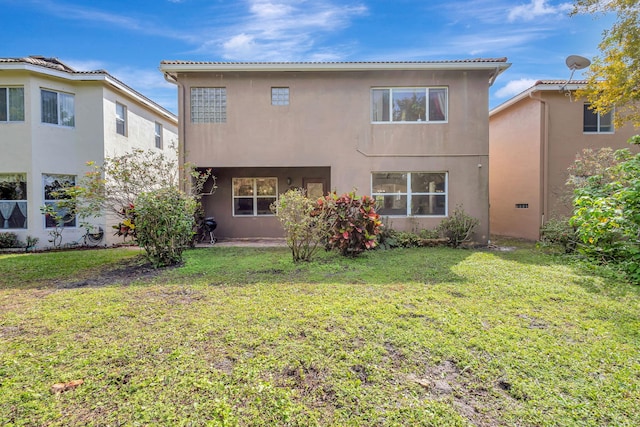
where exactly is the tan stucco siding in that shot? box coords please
[178,68,492,242]
[489,97,543,240]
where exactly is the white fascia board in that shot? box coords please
[159,61,511,73]
[490,82,587,116]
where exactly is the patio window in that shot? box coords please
[43,174,76,228]
[0,87,25,122]
[191,87,226,123]
[232,177,277,216]
[41,89,75,127]
[0,174,27,229]
[583,104,613,133]
[372,172,447,216]
[372,87,447,123]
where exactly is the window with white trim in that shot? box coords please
[0,174,27,229]
[372,172,447,216]
[0,87,25,122]
[41,89,75,127]
[43,174,76,228]
[191,87,227,123]
[232,178,277,216]
[583,103,613,133]
[154,122,163,149]
[271,87,289,105]
[116,102,127,136]
[372,87,447,123]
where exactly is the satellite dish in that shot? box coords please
[561,55,591,100]
[565,55,591,71]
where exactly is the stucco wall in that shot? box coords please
[177,69,493,243]
[489,89,640,241]
[489,97,543,240]
[1,68,178,249]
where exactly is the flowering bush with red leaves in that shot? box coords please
[318,191,382,257]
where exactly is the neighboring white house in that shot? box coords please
[0,56,177,248]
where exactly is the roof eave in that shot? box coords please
[490,82,586,116]
[1,61,176,123]
[159,61,511,74]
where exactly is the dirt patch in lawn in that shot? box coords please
[54,257,175,289]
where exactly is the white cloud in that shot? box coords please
[210,0,368,60]
[508,0,573,22]
[495,78,538,98]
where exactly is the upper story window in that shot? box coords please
[372,172,447,216]
[232,177,277,216]
[154,122,163,149]
[583,103,613,133]
[41,89,75,127]
[0,87,25,122]
[191,87,226,123]
[372,87,447,123]
[43,174,76,228]
[0,174,27,229]
[116,102,127,136]
[271,87,289,106]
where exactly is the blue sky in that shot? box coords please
[1,0,614,114]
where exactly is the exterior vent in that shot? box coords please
[515,203,529,209]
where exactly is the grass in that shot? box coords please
[1,243,639,426]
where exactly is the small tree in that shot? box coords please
[321,191,382,257]
[135,187,198,267]
[271,188,332,262]
[73,146,213,242]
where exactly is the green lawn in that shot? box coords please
[1,244,638,426]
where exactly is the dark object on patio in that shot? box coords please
[201,217,217,244]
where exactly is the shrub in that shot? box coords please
[271,188,332,262]
[437,205,479,248]
[0,232,20,249]
[135,187,198,268]
[569,137,640,284]
[539,218,578,253]
[321,191,382,257]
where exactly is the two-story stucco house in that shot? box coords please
[160,59,509,243]
[489,80,640,241]
[0,56,177,248]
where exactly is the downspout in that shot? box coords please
[163,71,188,192]
[529,90,549,234]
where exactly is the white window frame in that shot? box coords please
[583,103,614,134]
[154,122,163,149]
[371,172,448,217]
[271,87,290,106]
[371,87,448,123]
[191,87,227,123]
[116,102,127,136]
[0,173,27,229]
[41,89,75,127]
[0,87,25,122]
[43,174,77,228]
[232,177,278,217]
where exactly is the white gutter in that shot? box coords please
[159,61,511,74]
